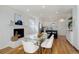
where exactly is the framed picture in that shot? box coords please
[14,13,23,25]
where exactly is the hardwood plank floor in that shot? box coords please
[0,47,13,54]
[0,36,79,54]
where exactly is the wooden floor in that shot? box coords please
[0,36,79,54]
[0,47,13,54]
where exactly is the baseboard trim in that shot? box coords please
[66,39,79,53]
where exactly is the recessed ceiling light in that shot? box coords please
[56,11,59,14]
[26,9,30,12]
[60,19,65,22]
[42,5,46,8]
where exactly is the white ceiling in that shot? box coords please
[7,5,75,21]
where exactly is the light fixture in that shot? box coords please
[42,5,46,8]
[59,18,65,22]
[56,11,59,14]
[26,9,30,12]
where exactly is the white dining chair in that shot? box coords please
[41,35,54,48]
[22,40,39,53]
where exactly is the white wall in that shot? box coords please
[67,5,79,50]
[0,6,26,49]
[76,6,79,49]
[72,6,78,47]
[57,20,67,35]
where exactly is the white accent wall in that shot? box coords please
[0,6,26,49]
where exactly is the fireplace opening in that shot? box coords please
[14,28,24,38]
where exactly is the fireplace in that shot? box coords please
[14,28,24,38]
